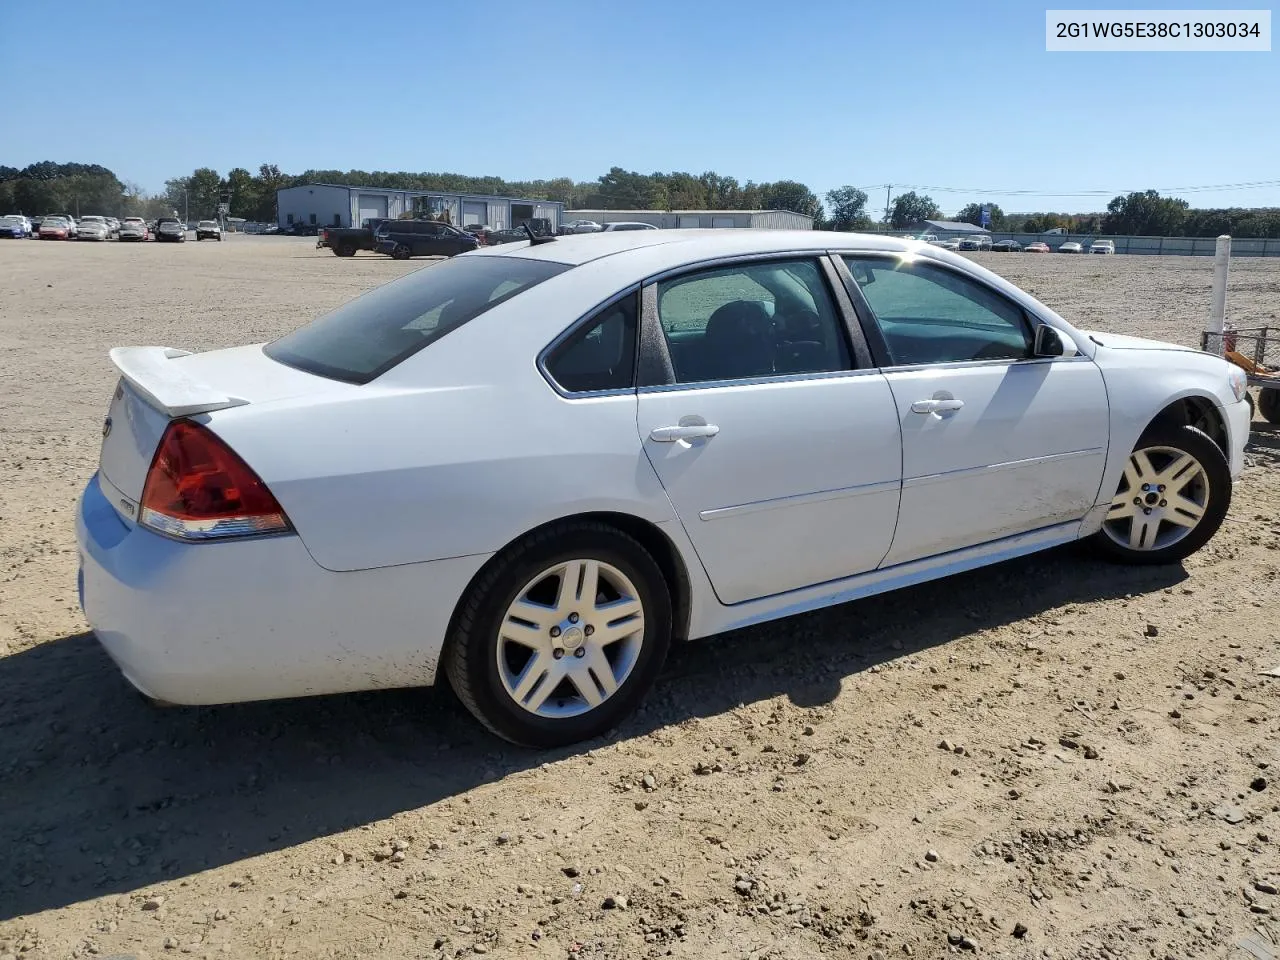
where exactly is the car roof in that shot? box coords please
[466,229,917,268]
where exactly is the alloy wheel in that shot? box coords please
[496,559,645,719]
[1103,445,1210,551]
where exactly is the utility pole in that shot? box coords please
[884,184,892,227]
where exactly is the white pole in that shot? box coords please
[1207,234,1231,353]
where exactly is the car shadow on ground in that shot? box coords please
[0,545,1186,919]
[1245,421,1280,465]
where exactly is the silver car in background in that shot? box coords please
[77,216,111,241]
[119,217,149,241]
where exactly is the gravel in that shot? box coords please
[1,238,1278,958]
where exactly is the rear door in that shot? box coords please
[635,255,903,605]
[838,254,1109,566]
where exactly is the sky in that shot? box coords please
[1,0,1276,216]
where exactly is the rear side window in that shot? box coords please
[544,293,638,393]
[265,256,570,384]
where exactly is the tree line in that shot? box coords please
[4,163,1278,238]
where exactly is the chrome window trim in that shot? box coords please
[876,354,1094,376]
[636,366,885,395]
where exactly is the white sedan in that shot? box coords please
[77,230,1251,746]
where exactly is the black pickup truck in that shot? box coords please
[317,219,387,257]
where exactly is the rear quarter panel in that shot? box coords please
[207,257,684,573]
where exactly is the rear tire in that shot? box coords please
[1091,423,1230,565]
[444,521,672,748]
[392,244,411,260]
[1258,388,1280,424]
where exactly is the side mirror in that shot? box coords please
[1033,324,1070,358]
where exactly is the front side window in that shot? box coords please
[265,256,570,384]
[844,256,1032,366]
[656,259,851,384]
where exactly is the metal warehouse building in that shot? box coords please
[903,219,989,238]
[566,209,813,230]
[276,183,564,231]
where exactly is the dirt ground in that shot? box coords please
[1,237,1278,960]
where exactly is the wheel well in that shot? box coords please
[1145,396,1227,454]
[448,512,694,647]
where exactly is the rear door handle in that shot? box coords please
[910,398,965,415]
[650,423,720,442]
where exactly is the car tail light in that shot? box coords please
[140,420,291,541]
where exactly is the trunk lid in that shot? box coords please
[98,344,355,511]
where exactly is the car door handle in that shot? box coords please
[650,423,720,442]
[911,398,965,415]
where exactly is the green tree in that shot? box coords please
[224,167,259,220]
[1102,190,1189,236]
[596,167,659,208]
[889,191,940,228]
[758,180,822,219]
[954,202,1005,229]
[825,186,871,231]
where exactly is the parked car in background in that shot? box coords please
[1025,241,1050,253]
[105,217,121,238]
[119,217,149,241]
[0,214,31,238]
[991,239,1023,252]
[601,221,660,232]
[485,218,558,246]
[1089,239,1116,255]
[318,220,387,256]
[463,224,493,245]
[155,217,186,242]
[196,220,223,241]
[958,235,992,251]
[561,219,602,234]
[76,229,1250,746]
[932,238,962,251]
[373,219,480,259]
[39,216,72,240]
[77,216,111,241]
[1058,242,1084,254]
[29,216,44,236]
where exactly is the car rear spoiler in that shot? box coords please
[109,346,249,418]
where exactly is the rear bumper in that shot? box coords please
[76,473,490,705]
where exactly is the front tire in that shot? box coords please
[445,521,672,747]
[392,243,411,260]
[1092,423,1230,565]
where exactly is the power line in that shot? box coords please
[852,179,1280,199]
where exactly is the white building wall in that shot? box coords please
[277,185,351,228]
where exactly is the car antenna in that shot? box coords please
[522,222,557,246]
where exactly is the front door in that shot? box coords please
[842,255,1109,567]
[635,257,903,605]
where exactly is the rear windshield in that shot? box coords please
[264,255,570,384]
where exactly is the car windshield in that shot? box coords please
[82,217,104,223]
[124,218,143,223]
[0,216,20,224]
[265,256,571,384]
[199,221,216,227]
